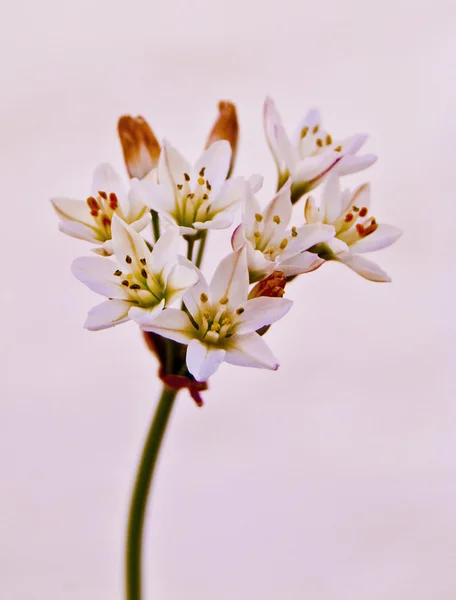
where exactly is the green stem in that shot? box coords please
[186,237,195,262]
[195,231,207,268]
[126,385,178,600]
[151,210,160,242]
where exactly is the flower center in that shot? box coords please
[299,125,343,159]
[113,254,164,308]
[86,191,125,240]
[173,168,215,228]
[196,294,244,345]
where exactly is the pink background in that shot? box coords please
[1,0,455,598]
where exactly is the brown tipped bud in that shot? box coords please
[248,271,287,299]
[118,115,161,180]
[205,101,239,176]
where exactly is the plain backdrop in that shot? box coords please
[1,1,455,598]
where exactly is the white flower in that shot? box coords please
[71,215,198,330]
[305,174,402,282]
[138,140,244,236]
[264,97,377,202]
[140,247,293,382]
[51,163,151,256]
[232,180,335,282]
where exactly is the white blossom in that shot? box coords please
[305,174,402,282]
[72,215,197,330]
[232,180,335,282]
[264,97,377,202]
[51,163,151,256]
[138,140,244,236]
[140,247,293,381]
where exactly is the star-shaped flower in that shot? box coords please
[51,163,151,256]
[305,174,402,282]
[138,140,244,236]
[232,180,335,282]
[71,215,198,330]
[264,97,377,203]
[140,247,293,382]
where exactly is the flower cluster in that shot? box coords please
[52,99,401,402]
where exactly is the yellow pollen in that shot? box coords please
[334,145,342,152]
[301,126,309,138]
[255,213,263,222]
[316,138,323,147]
[291,226,298,237]
[221,318,232,327]
[253,231,261,238]
[198,177,205,185]
[211,323,221,332]
[219,296,229,305]
[266,246,276,255]
[312,124,319,134]
[326,134,332,145]
[203,310,211,319]
[236,307,245,315]
[273,215,281,224]
[200,293,208,303]
[280,238,289,250]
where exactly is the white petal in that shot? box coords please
[291,108,321,147]
[262,180,292,241]
[242,180,263,229]
[111,214,151,273]
[128,300,165,325]
[248,174,264,193]
[209,246,249,310]
[325,237,349,255]
[84,299,131,331]
[71,256,130,299]
[225,332,279,370]
[350,224,403,253]
[282,223,335,257]
[149,226,179,277]
[165,264,199,306]
[337,252,391,282]
[92,163,128,210]
[263,97,285,171]
[193,214,234,230]
[182,262,210,322]
[278,251,325,277]
[294,153,337,183]
[349,183,371,213]
[244,242,275,282]
[322,174,343,223]
[130,211,152,233]
[137,177,175,214]
[210,176,244,212]
[336,154,377,175]
[236,297,293,335]
[159,141,192,191]
[51,197,95,227]
[186,339,226,382]
[58,220,99,243]
[193,140,231,195]
[231,224,245,250]
[304,196,321,224]
[140,307,195,342]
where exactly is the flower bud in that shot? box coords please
[205,101,239,176]
[118,115,160,180]
[248,271,286,299]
